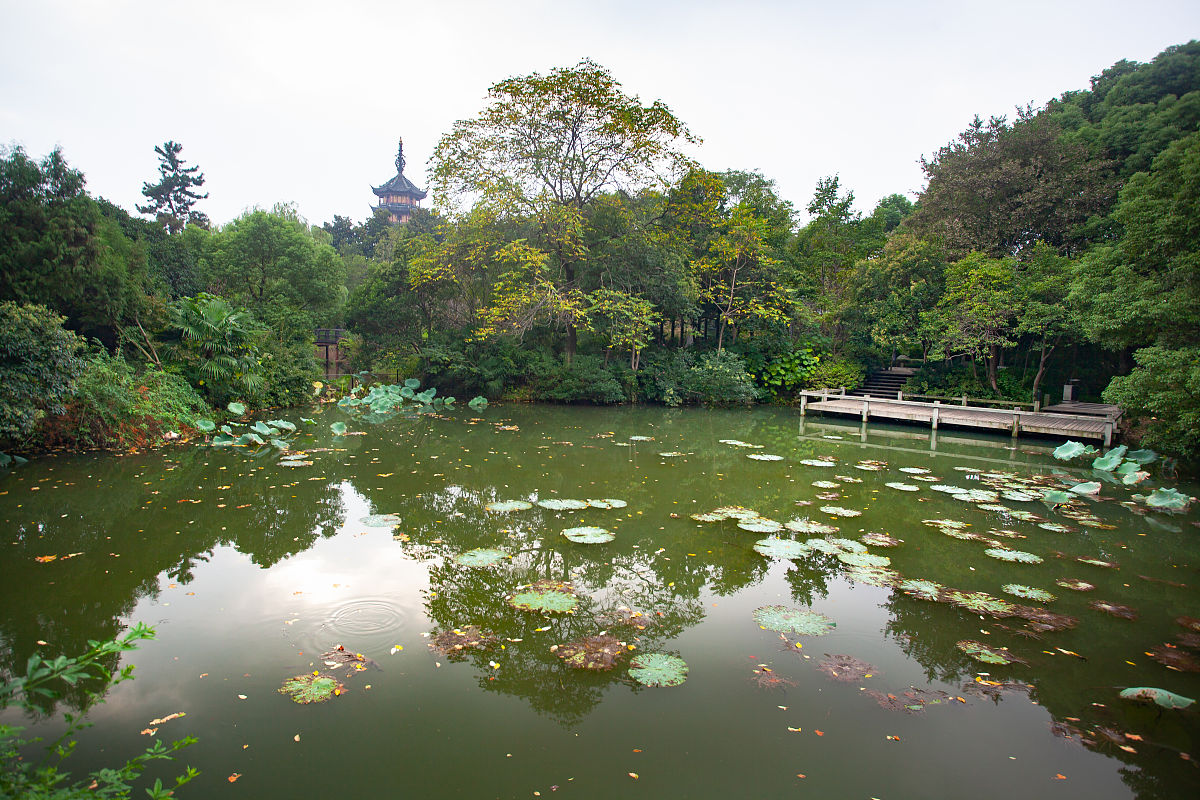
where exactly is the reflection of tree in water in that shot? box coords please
[0,444,347,713]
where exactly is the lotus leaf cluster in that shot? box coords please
[278,673,343,704]
[455,548,510,567]
[899,578,945,601]
[1002,584,1056,603]
[957,640,1025,665]
[943,590,1015,617]
[784,518,839,534]
[984,548,1043,564]
[561,526,615,544]
[509,580,580,614]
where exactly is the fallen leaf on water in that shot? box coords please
[796,774,806,779]
[293,734,300,742]
[36,640,47,645]
[787,726,802,732]
[228,773,241,783]
[628,773,639,780]
[1119,745,1137,753]
[35,555,57,563]
[1053,774,1066,780]
[886,735,900,741]
[147,712,185,725]
[237,694,247,700]
[814,730,825,736]
[140,727,157,736]
[632,749,642,753]
[1125,733,1143,741]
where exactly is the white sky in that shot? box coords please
[2,0,1196,227]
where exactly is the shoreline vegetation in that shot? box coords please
[3,43,1200,465]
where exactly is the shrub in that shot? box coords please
[526,354,629,404]
[0,302,86,444]
[679,350,759,405]
[1103,345,1200,463]
[35,350,206,449]
[738,345,819,398]
[802,355,866,392]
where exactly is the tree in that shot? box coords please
[1014,242,1076,403]
[138,141,209,234]
[429,59,697,361]
[857,232,946,362]
[585,288,659,370]
[936,252,1017,392]
[0,302,86,443]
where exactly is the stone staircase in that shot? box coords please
[848,367,915,398]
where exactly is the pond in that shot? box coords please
[2,404,1198,799]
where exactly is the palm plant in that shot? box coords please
[164,293,263,405]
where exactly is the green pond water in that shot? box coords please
[2,404,1199,799]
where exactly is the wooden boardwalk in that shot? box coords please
[799,391,1116,445]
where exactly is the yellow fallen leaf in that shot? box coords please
[294,734,300,742]
[628,773,639,780]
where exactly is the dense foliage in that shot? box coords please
[3,42,1199,461]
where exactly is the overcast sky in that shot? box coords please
[2,0,1196,227]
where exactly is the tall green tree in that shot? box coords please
[857,232,946,362]
[138,141,209,234]
[429,59,697,361]
[936,252,1017,392]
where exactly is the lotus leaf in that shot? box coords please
[587,498,627,509]
[899,579,944,600]
[270,438,289,449]
[1038,522,1075,533]
[1146,644,1200,672]
[826,537,867,553]
[1125,449,1157,464]
[195,418,215,432]
[278,673,342,704]
[562,526,615,544]
[956,640,1025,665]
[1011,605,1078,632]
[1069,481,1101,496]
[1088,600,1138,620]
[816,654,878,683]
[1075,556,1118,568]
[885,482,920,492]
[798,459,836,467]
[753,605,836,635]
[1002,491,1037,502]
[249,421,276,437]
[509,581,579,614]
[747,453,784,461]
[752,537,812,559]
[837,551,891,568]
[1120,687,1195,709]
[984,548,1043,564]
[240,433,265,446]
[1007,509,1045,522]
[430,625,497,657]
[1055,578,1095,591]
[456,548,510,566]
[1002,584,1056,603]
[861,532,901,547]
[1091,445,1129,471]
[898,467,931,474]
[820,506,861,517]
[227,401,247,416]
[834,474,863,483]
[1144,487,1194,510]
[658,452,686,457]
[930,484,968,494]
[468,396,488,411]
[536,498,589,511]
[843,564,901,587]
[361,513,401,527]
[1053,440,1098,460]
[784,519,838,534]
[330,421,348,435]
[556,635,627,670]
[485,500,533,513]
[628,653,688,687]
[690,512,725,522]
[811,480,841,489]
[212,433,234,446]
[713,506,760,520]
[943,590,1014,617]
[976,503,1011,513]
[922,518,969,530]
[737,518,783,534]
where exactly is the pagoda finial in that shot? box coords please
[395,138,406,175]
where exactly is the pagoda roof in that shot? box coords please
[372,171,427,200]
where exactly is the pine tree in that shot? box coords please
[138,141,209,234]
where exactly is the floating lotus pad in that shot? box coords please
[943,590,1015,617]
[690,512,726,522]
[1144,487,1195,510]
[976,504,1011,513]
[843,564,901,587]
[562,526,615,544]
[278,673,342,704]
[1076,556,1119,568]
[923,518,969,530]
[536,498,589,511]
[713,506,760,520]
[485,500,533,512]
[816,654,878,682]
[1001,491,1038,502]
[899,579,944,600]
[628,653,688,687]
[586,498,627,509]
[556,635,627,670]
[820,506,862,517]
[837,551,892,568]
[361,513,402,527]
[628,435,654,441]
[753,537,813,559]
[719,439,763,448]
[753,605,836,635]
[930,484,968,494]
[898,467,931,474]
[455,548,510,567]
[658,452,687,457]
[747,453,784,461]
[785,519,839,534]
[509,581,580,613]
[834,475,863,483]
[957,640,1025,665]
[1088,599,1138,620]
[854,460,887,471]
[1038,522,1076,533]
[861,532,902,547]
[737,518,784,534]
[812,480,841,489]
[798,459,837,467]
[1120,686,1195,709]
[988,528,1026,539]
[1055,578,1095,591]
[826,537,867,553]
[1002,584,1056,603]
[1053,440,1098,460]
[885,482,920,492]
[984,548,1043,564]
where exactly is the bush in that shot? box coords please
[35,350,206,449]
[639,349,758,405]
[802,355,866,392]
[738,344,819,398]
[903,361,1029,401]
[1103,345,1200,463]
[0,302,86,444]
[525,354,629,404]
[253,332,320,408]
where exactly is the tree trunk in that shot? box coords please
[716,319,726,352]
[987,345,1000,393]
[1031,335,1058,405]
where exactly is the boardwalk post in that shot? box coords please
[840,386,846,397]
[932,401,940,431]
[800,394,808,416]
[862,398,870,422]
[1104,419,1114,447]
[960,394,967,406]
[1011,408,1020,437]
[897,390,903,400]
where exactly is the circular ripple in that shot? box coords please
[326,597,406,637]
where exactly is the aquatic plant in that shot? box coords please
[785,519,838,534]
[429,626,497,656]
[1143,487,1194,511]
[1055,578,1095,592]
[536,498,589,511]
[485,500,533,512]
[1119,687,1195,709]
[1146,644,1200,672]
[752,537,812,559]
[747,453,784,461]
[737,518,784,534]
[843,564,901,587]
[898,467,931,474]
[556,635,627,670]
[509,580,579,614]
[628,653,688,687]
[361,513,401,527]
[1075,556,1118,568]
[885,482,920,491]
[812,480,841,489]
[1011,605,1078,632]
[899,579,944,601]
[816,654,878,682]
[984,548,1043,564]
[1002,584,1056,603]
[587,498,627,509]
[837,551,891,568]
[798,459,836,467]
[278,673,342,704]
[1053,441,1098,460]
[1088,600,1138,620]
[561,526,615,544]
[820,506,862,517]
[956,640,1025,665]
[455,548,510,566]
[753,605,836,635]
[943,590,1015,617]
